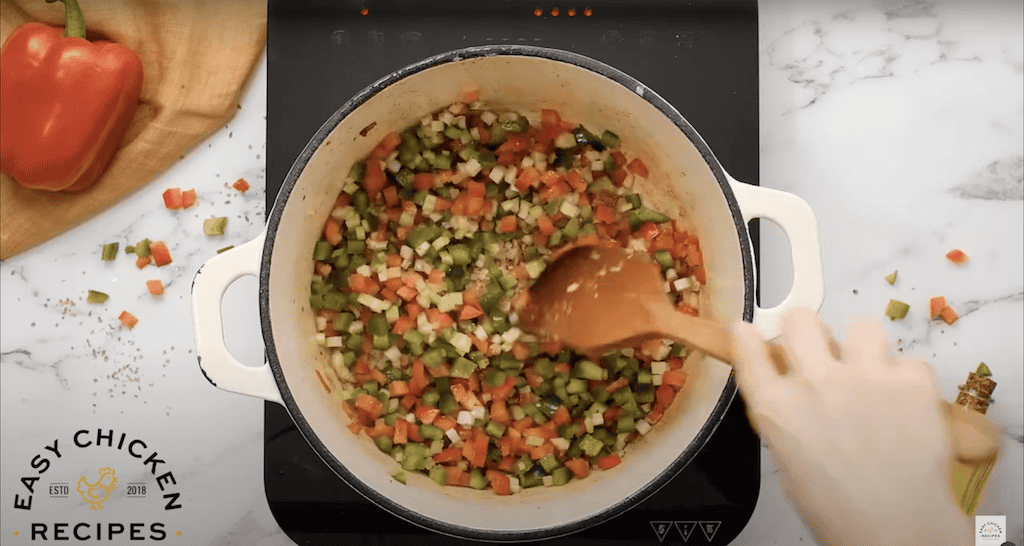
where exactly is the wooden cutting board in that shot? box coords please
[0,0,266,259]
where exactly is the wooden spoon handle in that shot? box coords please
[650,306,790,373]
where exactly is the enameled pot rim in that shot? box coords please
[258,44,756,542]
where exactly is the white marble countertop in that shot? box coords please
[2,1,1020,544]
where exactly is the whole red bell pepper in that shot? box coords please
[0,0,143,192]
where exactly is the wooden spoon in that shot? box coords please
[517,243,999,462]
[518,243,792,370]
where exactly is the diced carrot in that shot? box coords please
[392,316,415,336]
[162,188,183,209]
[323,218,342,245]
[564,458,590,478]
[467,180,486,198]
[693,265,707,284]
[930,296,947,319]
[400,394,417,411]
[370,131,402,160]
[415,404,440,425]
[380,287,399,303]
[667,356,685,370]
[370,368,387,385]
[349,273,380,295]
[427,269,445,286]
[540,170,564,188]
[459,305,484,321]
[464,431,489,468]
[463,88,480,103]
[595,453,622,470]
[605,377,629,393]
[146,280,164,296]
[445,465,466,486]
[136,256,151,269]
[118,311,139,329]
[433,447,462,464]
[487,470,512,495]
[511,417,534,432]
[940,305,959,325]
[347,421,363,435]
[627,158,649,177]
[515,166,541,191]
[498,215,518,233]
[662,369,688,388]
[355,393,384,420]
[150,241,172,267]
[233,178,250,192]
[396,285,418,302]
[426,308,455,330]
[489,399,511,425]
[529,442,554,460]
[181,189,197,208]
[434,416,457,431]
[393,418,409,444]
[389,380,410,397]
[646,406,664,424]
[407,423,424,443]
[656,384,676,407]
[363,159,387,197]
[405,302,424,319]
[540,108,562,128]
[542,339,562,356]
[536,215,556,237]
[551,406,571,427]
[414,172,437,190]
[553,362,571,375]
[946,249,969,264]
[489,375,517,401]
[566,171,586,192]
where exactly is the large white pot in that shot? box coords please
[191,46,823,541]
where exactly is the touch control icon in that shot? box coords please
[650,520,723,542]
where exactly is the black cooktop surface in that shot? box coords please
[265,1,761,544]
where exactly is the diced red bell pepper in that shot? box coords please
[940,305,959,325]
[323,218,343,246]
[233,178,250,192]
[498,215,518,233]
[489,398,511,425]
[146,280,164,296]
[487,470,512,495]
[929,296,947,319]
[627,158,649,178]
[181,189,197,208]
[656,384,676,406]
[118,310,138,329]
[564,458,590,478]
[661,370,688,388]
[389,380,410,397]
[349,274,381,295]
[946,249,969,264]
[369,131,401,160]
[355,393,384,420]
[393,418,409,444]
[162,188,183,209]
[595,454,622,470]
[150,241,172,267]
[363,159,387,198]
[415,404,440,425]
[433,447,463,464]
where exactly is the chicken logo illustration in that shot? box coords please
[77,467,118,510]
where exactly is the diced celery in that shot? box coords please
[313,240,334,261]
[101,243,119,261]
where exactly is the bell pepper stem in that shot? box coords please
[45,0,87,39]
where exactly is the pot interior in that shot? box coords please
[263,47,750,538]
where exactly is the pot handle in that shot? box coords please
[191,231,283,405]
[727,174,825,340]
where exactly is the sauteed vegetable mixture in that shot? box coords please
[309,98,705,494]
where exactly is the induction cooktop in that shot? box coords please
[265,2,761,544]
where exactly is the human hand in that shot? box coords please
[731,308,971,546]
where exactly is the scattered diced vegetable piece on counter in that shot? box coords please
[135,239,152,257]
[146,280,164,296]
[939,305,958,325]
[101,243,119,261]
[233,178,250,192]
[976,363,991,377]
[150,241,172,267]
[929,296,947,319]
[391,470,407,484]
[946,249,968,264]
[162,188,183,209]
[203,217,228,236]
[182,189,197,208]
[86,290,109,304]
[885,299,910,320]
[885,271,897,285]
[118,311,139,328]
[136,256,151,269]
[217,245,234,254]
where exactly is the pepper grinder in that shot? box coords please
[949,363,999,515]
